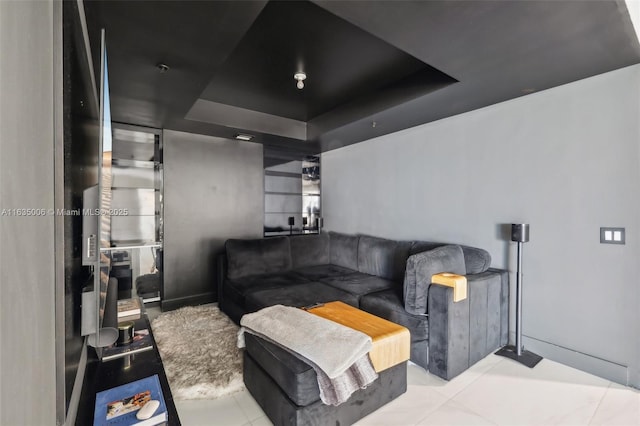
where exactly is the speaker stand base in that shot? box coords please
[495,345,543,368]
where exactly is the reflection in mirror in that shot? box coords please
[302,156,320,232]
[105,123,163,306]
[109,247,162,303]
[109,126,162,247]
[264,150,320,237]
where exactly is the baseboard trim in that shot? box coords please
[522,335,629,386]
[161,292,216,311]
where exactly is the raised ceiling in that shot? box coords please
[200,1,455,122]
[83,0,640,153]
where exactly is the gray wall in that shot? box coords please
[163,130,263,309]
[322,64,640,387]
[0,0,58,424]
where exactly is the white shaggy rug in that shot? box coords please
[151,305,244,400]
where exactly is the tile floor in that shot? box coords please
[172,354,640,426]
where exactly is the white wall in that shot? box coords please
[322,65,640,387]
[0,0,58,424]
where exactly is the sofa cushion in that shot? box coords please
[329,232,359,270]
[224,272,309,306]
[459,246,491,274]
[290,234,330,269]
[360,289,429,342]
[294,264,357,281]
[357,236,411,281]
[319,273,397,298]
[408,241,441,256]
[226,237,292,279]
[411,241,491,274]
[403,245,466,315]
[245,281,359,312]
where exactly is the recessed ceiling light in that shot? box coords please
[156,63,170,73]
[234,133,254,141]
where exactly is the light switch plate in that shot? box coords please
[600,227,625,244]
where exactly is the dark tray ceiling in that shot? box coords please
[200,0,456,122]
[84,0,640,154]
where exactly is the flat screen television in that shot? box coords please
[62,3,120,423]
[81,28,117,350]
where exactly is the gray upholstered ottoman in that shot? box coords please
[243,333,407,426]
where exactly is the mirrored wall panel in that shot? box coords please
[302,156,320,232]
[264,150,320,237]
[101,123,163,304]
[109,246,162,303]
[109,125,163,246]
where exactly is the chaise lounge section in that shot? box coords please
[217,231,508,381]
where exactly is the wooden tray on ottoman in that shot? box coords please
[307,301,410,372]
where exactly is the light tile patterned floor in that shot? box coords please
[173,354,640,426]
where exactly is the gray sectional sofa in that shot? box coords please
[217,231,508,380]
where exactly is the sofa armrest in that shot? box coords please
[427,284,470,380]
[217,252,228,309]
[427,269,508,380]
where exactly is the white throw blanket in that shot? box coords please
[238,305,378,405]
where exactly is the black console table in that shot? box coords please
[76,314,181,425]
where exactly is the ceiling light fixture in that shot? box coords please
[156,63,170,73]
[234,133,254,141]
[294,72,307,89]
